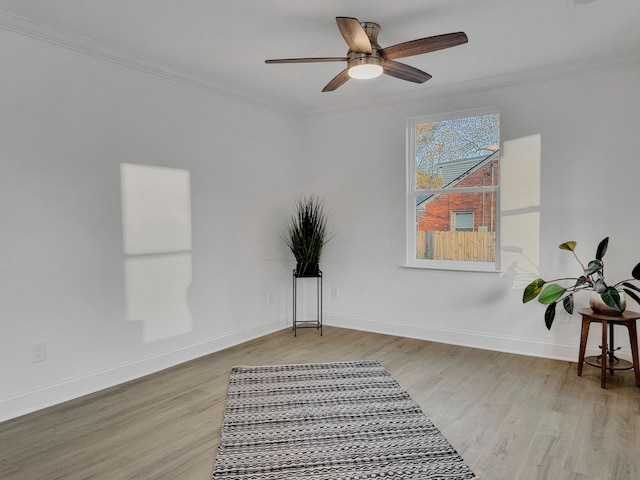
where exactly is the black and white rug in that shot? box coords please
[212,360,477,480]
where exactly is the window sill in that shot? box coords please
[401,264,503,274]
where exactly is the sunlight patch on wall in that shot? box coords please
[121,164,192,255]
[121,163,193,343]
[500,134,541,288]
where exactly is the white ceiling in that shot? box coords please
[0,0,639,115]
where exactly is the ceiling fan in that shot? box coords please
[265,17,468,92]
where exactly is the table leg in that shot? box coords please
[577,316,590,377]
[601,320,608,388]
[627,322,640,387]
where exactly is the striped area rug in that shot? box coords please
[212,360,477,480]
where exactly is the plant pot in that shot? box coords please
[295,263,320,277]
[590,291,626,315]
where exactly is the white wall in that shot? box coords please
[303,65,640,361]
[2,20,639,422]
[0,28,302,421]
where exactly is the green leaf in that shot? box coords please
[594,278,607,294]
[538,284,566,304]
[574,276,588,288]
[585,259,604,276]
[563,294,574,315]
[632,262,640,280]
[544,303,556,330]
[624,288,640,307]
[523,279,546,303]
[622,282,640,293]
[559,241,577,251]
[595,237,609,260]
[601,287,623,312]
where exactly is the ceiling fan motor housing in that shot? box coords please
[347,22,384,76]
[360,22,381,46]
[347,52,384,68]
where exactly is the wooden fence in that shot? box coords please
[417,231,495,262]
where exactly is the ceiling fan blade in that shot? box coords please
[336,17,372,54]
[265,57,348,64]
[382,32,468,60]
[322,68,350,92]
[383,60,432,83]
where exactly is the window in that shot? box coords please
[452,211,474,232]
[406,110,500,271]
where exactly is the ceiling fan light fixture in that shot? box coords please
[266,17,468,92]
[348,56,384,79]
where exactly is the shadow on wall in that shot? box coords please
[120,163,193,343]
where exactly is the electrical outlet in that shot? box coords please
[31,341,46,363]
[267,292,275,305]
[331,287,339,299]
[558,309,571,324]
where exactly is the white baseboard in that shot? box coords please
[0,320,283,423]
[2,314,627,423]
[323,313,620,363]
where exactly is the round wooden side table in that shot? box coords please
[577,308,640,388]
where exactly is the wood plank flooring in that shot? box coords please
[2,326,640,479]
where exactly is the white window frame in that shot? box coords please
[405,108,501,272]
[452,211,474,232]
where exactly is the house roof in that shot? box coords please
[417,150,499,207]
[440,151,499,187]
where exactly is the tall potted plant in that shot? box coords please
[283,196,333,277]
[523,237,640,329]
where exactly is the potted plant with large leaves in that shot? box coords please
[523,237,640,329]
[283,196,334,277]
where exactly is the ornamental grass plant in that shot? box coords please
[283,196,334,277]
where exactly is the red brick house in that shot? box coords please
[417,151,499,233]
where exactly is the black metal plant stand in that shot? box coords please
[292,269,322,336]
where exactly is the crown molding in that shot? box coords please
[0,9,300,117]
[302,53,640,117]
[2,9,638,119]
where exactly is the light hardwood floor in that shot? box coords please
[2,326,640,480]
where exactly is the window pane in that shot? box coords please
[415,114,499,190]
[416,192,496,262]
[453,212,474,231]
